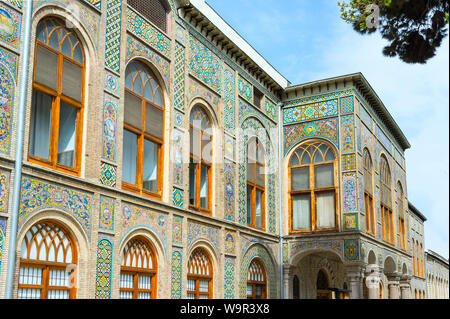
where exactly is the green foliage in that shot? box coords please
[338,0,449,64]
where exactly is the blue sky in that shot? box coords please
[206,0,450,259]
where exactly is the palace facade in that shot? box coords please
[0,0,447,299]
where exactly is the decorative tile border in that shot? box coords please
[173,187,184,208]
[170,248,183,298]
[188,77,220,112]
[223,65,236,135]
[283,98,338,125]
[341,114,355,153]
[105,0,122,73]
[343,172,358,212]
[224,256,235,299]
[100,162,117,187]
[102,93,119,162]
[94,237,113,299]
[0,170,10,211]
[238,74,252,104]
[172,215,183,246]
[187,221,220,252]
[224,160,235,222]
[99,195,115,232]
[284,89,354,108]
[174,42,185,111]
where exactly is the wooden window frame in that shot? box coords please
[18,221,78,299]
[189,107,213,215]
[288,141,338,234]
[246,258,267,299]
[122,62,165,200]
[246,138,266,231]
[380,156,394,244]
[28,18,85,176]
[119,237,158,299]
[363,150,376,236]
[187,248,213,299]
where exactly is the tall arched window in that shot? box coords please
[289,141,337,232]
[396,183,406,250]
[189,106,212,213]
[380,156,393,243]
[247,137,265,230]
[363,149,375,235]
[246,259,267,299]
[18,221,77,299]
[28,17,85,175]
[187,248,213,299]
[119,237,157,299]
[123,61,164,199]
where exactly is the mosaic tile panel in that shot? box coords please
[238,75,253,104]
[224,256,235,299]
[376,126,392,153]
[99,195,115,231]
[170,249,182,298]
[86,0,101,9]
[283,118,339,155]
[172,216,183,246]
[187,221,220,251]
[102,93,118,162]
[189,34,221,94]
[105,0,122,73]
[342,153,356,171]
[341,115,355,153]
[127,7,171,58]
[19,177,92,240]
[284,89,354,108]
[1,0,22,10]
[239,244,276,299]
[104,71,120,96]
[121,202,168,252]
[343,173,358,212]
[100,162,117,187]
[223,65,236,134]
[174,110,184,128]
[172,128,184,187]
[126,36,170,86]
[224,230,236,255]
[0,3,22,50]
[0,225,4,273]
[343,213,359,231]
[188,77,220,112]
[356,117,362,154]
[340,95,354,113]
[0,169,10,211]
[224,134,235,161]
[175,23,185,45]
[264,98,277,122]
[290,240,344,261]
[173,187,183,208]
[0,46,17,155]
[174,42,185,111]
[224,160,235,222]
[360,105,372,129]
[344,239,360,261]
[283,99,338,125]
[94,238,113,299]
[361,122,373,152]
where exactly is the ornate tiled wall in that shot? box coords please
[94,237,113,299]
[187,221,220,252]
[238,75,253,104]
[102,94,119,162]
[170,248,183,298]
[0,2,22,51]
[0,217,6,273]
[100,162,117,187]
[223,65,236,135]
[174,42,186,111]
[283,98,338,124]
[341,115,355,153]
[0,170,9,212]
[224,256,235,299]
[105,0,122,73]
[0,46,17,155]
[224,160,235,222]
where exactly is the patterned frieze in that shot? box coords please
[188,77,220,112]
[283,98,338,125]
[284,89,354,108]
[187,220,220,252]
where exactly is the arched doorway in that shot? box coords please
[316,269,331,299]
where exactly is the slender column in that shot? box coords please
[346,265,364,299]
[399,275,411,299]
[386,272,401,299]
[365,264,381,299]
[283,264,293,299]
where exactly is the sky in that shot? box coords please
[206,0,450,259]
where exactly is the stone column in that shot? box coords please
[386,272,401,299]
[365,264,382,299]
[399,275,411,299]
[283,264,293,299]
[346,264,364,299]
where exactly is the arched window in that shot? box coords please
[316,269,330,299]
[396,183,406,250]
[380,156,393,243]
[246,137,265,229]
[363,149,375,235]
[187,248,213,299]
[119,237,157,299]
[289,141,337,232]
[420,243,424,278]
[128,0,170,33]
[28,17,85,175]
[246,259,267,299]
[123,60,164,199]
[18,221,77,299]
[189,106,212,213]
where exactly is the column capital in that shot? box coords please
[365,264,382,289]
[346,263,365,281]
[385,272,401,283]
[400,274,412,284]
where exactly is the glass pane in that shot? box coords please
[187,294,195,299]
[256,286,262,297]
[187,279,196,291]
[189,163,197,206]
[199,280,209,293]
[29,90,52,160]
[247,185,253,225]
[154,88,163,107]
[142,139,158,193]
[256,190,263,228]
[124,91,142,129]
[301,151,311,165]
[313,149,324,163]
[138,275,152,290]
[48,289,69,299]
[57,102,77,168]
[120,291,133,299]
[122,130,138,185]
[199,294,209,299]
[290,154,299,167]
[246,285,253,296]
[120,273,134,289]
[316,191,335,228]
[292,194,311,229]
[73,44,83,64]
[325,149,335,161]
[202,133,212,163]
[247,163,255,184]
[190,127,201,161]
[256,164,265,188]
[18,288,41,299]
[138,292,151,299]
[19,267,43,285]
[62,59,83,102]
[35,45,58,90]
[315,164,334,189]
[49,269,70,287]
[145,103,164,139]
[291,167,309,191]
[200,164,209,209]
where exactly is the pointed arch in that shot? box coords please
[186,247,213,299]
